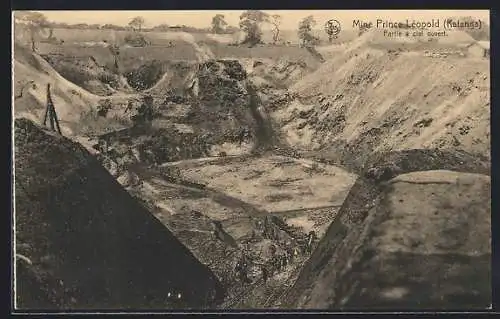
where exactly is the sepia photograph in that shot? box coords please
[12,9,491,312]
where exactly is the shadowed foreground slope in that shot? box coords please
[282,149,491,310]
[14,118,224,310]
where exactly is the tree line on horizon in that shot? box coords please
[14,11,489,53]
[14,11,317,41]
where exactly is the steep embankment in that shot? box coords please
[249,58,320,91]
[13,44,141,137]
[14,118,224,310]
[274,42,489,169]
[99,59,285,165]
[41,53,133,96]
[139,60,199,94]
[13,44,100,134]
[282,149,491,310]
[126,32,214,93]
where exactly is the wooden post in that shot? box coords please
[42,100,50,126]
[52,103,62,135]
[45,84,62,135]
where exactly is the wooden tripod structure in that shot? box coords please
[42,83,62,135]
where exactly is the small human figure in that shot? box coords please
[124,100,134,114]
[274,256,282,272]
[261,264,269,283]
[283,251,289,268]
[235,254,251,285]
[250,229,257,241]
[306,230,318,254]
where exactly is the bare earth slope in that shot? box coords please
[14,118,224,310]
[13,44,100,134]
[13,44,139,137]
[275,41,489,168]
[282,150,490,310]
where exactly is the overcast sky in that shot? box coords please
[30,10,490,30]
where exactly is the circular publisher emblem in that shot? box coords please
[325,19,341,38]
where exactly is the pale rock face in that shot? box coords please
[285,168,491,310]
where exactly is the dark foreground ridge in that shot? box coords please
[282,149,491,310]
[14,118,225,310]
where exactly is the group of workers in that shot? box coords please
[234,227,318,285]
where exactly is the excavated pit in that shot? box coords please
[14,31,491,311]
[94,58,291,169]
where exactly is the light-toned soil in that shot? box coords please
[272,37,489,162]
[176,154,357,212]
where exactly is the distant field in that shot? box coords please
[35,42,324,69]
[34,42,320,68]
[263,29,358,45]
[47,28,200,46]
[35,42,198,71]
[15,27,358,46]
[16,27,359,67]
[208,45,314,60]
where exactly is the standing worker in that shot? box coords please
[274,254,282,273]
[124,100,134,114]
[283,250,289,269]
[306,230,317,254]
[261,264,269,283]
[43,83,62,135]
[286,245,295,264]
[235,253,251,285]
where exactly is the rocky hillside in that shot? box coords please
[14,118,224,310]
[13,44,137,138]
[272,43,490,170]
[13,44,100,135]
[96,58,285,166]
[41,53,133,95]
[282,149,491,310]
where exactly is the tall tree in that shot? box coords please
[239,10,269,46]
[128,16,146,32]
[211,14,228,34]
[15,11,51,52]
[298,15,318,48]
[270,14,282,44]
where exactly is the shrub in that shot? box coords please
[124,33,151,47]
[97,72,120,88]
[96,99,112,117]
[125,60,164,90]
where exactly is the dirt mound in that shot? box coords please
[362,148,490,181]
[13,44,100,133]
[250,58,319,90]
[275,45,489,162]
[127,60,198,93]
[101,59,284,163]
[13,44,145,138]
[14,118,224,310]
[282,150,490,310]
[41,53,132,95]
